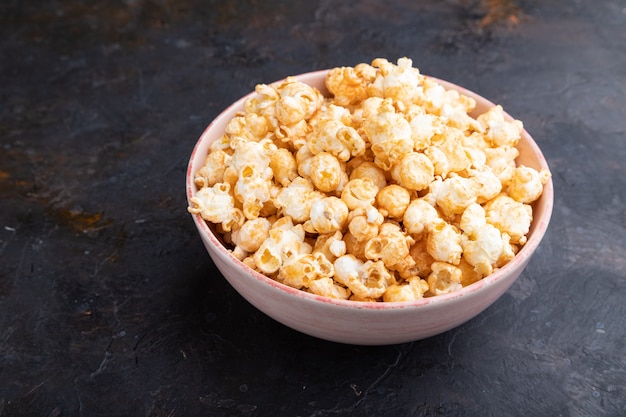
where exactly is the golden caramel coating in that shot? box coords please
[363,112,413,169]
[484,145,519,185]
[307,119,365,162]
[225,113,269,142]
[244,83,278,119]
[365,223,415,273]
[458,258,483,287]
[431,128,473,174]
[383,277,429,302]
[308,277,351,300]
[188,183,244,232]
[270,148,299,187]
[376,184,411,219]
[403,198,440,236]
[275,77,324,126]
[390,152,435,191]
[231,218,272,254]
[333,255,396,299]
[278,252,334,290]
[253,227,311,275]
[459,203,510,276]
[469,167,503,204]
[477,105,523,147]
[427,262,463,296]
[313,231,347,262]
[423,146,450,178]
[507,165,551,204]
[309,152,343,192]
[194,149,231,188]
[356,96,395,121]
[409,238,435,277]
[304,196,349,234]
[274,177,325,223]
[349,161,388,191]
[484,195,533,245]
[341,178,379,211]
[190,57,550,302]
[409,111,443,150]
[343,231,368,261]
[432,175,479,219]
[369,57,423,104]
[326,63,377,106]
[427,221,463,265]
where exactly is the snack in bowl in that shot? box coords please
[186,58,553,344]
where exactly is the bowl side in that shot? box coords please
[208,238,530,345]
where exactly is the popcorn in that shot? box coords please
[349,161,387,191]
[341,178,379,211]
[431,127,472,173]
[244,83,278,119]
[507,165,552,204]
[190,57,550,302]
[364,223,416,275]
[383,277,429,302]
[325,63,377,106]
[468,166,503,203]
[270,147,298,187]
[347,207,383,242]
[427,221,463,265]
[484,145,519,185]
[333,255,396,299]
[194,149,231,188]
[343,230,368,261]
[308,277,351,300]
[308,152,344,193]
[275,77,325,126]
[369,57,424,104]
[484,195,533,245]
[409,111,443,150]
[376,184,411,219]
[229,137,277,219]
[307,119,366,162]
[431,174,479,219]
[253,226,311,275]
[477,105,523,147]
[274,177,324,223]
[403,198,440,236]
[363,112,414,170]
[188,183,244,232]
[458,258,483,287]
[427,262,463,296]
[231,218,272,254]
[278,252,334,289]
[390,151,435,191]
[303,196,349,234]
[409,238,435,277]
[225,113,269,142]
[313,231,347,262]
[423,146,450,178]
[459,203,513,276]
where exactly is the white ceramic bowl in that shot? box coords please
[186,70,554,345]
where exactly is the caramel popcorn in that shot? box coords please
[189,57,551,302]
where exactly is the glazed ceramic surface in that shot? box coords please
[186,70,554,345]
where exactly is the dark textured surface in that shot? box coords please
[1,1,625,416]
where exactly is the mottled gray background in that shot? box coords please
[1,1,625,416]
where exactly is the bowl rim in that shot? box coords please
[186,69,554,311]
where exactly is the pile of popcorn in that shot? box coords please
[188,57,550,302]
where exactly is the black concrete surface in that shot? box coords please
[1,1,625,416]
